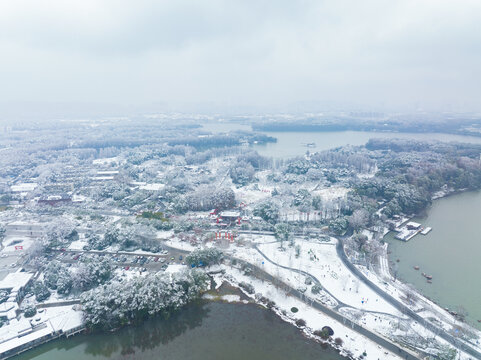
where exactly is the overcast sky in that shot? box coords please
[1,0,481,113]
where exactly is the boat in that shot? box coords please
[427,280,432,284]
[426,275,433,280]
[414,266,420,270]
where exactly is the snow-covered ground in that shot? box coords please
[312,186,349,202]
[255,238,402,315]
[232,184,273,205]
[220,266,404,360]
[68,239,88,250]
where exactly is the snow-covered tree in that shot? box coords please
[348,209,370,231]
[80,270,208,330]
[72,257,112,291]
[230,160,255,185]
[253,201,280,224]
[185,248,223,267]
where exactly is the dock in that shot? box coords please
[420,227,432,235]
[394,221,431,241]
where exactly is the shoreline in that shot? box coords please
[203,282,348,357]
[383,187,481,325]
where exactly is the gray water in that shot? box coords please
[14,301,345,360]
[202,121,481,329]
[252,131,481,158]
[201,121,481,158]
[385,191,481,329]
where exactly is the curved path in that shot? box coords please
[237,248,420,360]
[161,241,420,358]
[335,239,481,360]
[254,243,407,320]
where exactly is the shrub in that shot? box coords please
[24,306,37,318]
[239,282,255,294]
[314,328,332,339]
[0,290,8,304]
[295,319,306,327]
[33,282,50,302]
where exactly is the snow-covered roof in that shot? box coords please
[72,194,86,202]
[91,176,115,181]
[0,272,34,291]
[406,221,422,228]
[139,183,165,191]
[0,321,53,354]
[10,183,37,192]
[92,157,119,165]
[0,302,17,314]
[96,170,119,175]
[0,302,18,320]
[0,306,84,354]
[220,211,240,218]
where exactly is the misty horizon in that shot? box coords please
[1,0,481,117]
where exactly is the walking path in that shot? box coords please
[335,239,481,360]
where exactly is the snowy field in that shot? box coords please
[256,238,402,315]
[219,266,404,360]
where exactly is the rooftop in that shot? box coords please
[0,271,34,291]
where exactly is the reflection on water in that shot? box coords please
[15,301,345,360]
[84,302,210,357]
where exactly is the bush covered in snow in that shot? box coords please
[24,306,37,318]
[33,281,51,302]
[239,282,254,294]
[80,270,208,330]
[295,318,306,327]
[0,290,8,304]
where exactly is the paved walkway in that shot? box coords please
[336,239,481,360]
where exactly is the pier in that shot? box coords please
[394,221,432,241]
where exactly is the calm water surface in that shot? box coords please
[252,131,481,158]
[201,121,481,158]
[385,191,481,329]
[15,302,345,360]
[203,122,481,328]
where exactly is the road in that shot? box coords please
[335,239,481,360]
[159,242,421,359]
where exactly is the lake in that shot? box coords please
[14,301,345,360]
[385,190,481,329]
[252,131,481,158]
[201,122,481,329]
[201,121,481,158]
